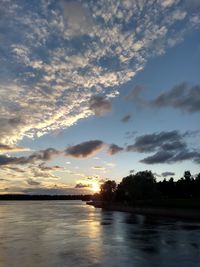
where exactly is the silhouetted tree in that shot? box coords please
[184,171,192,181]
[116,171,158,203]
[100,180,117,202]
[98,170,200,205]
[157,177,176,198]
[196,173,200,181]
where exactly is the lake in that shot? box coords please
[0,201,200,267]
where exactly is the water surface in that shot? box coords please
[0,201,200,267]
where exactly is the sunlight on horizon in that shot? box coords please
[90,181,101,193]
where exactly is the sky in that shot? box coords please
[0,0,200,195]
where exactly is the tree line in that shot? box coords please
[0,194,92,201]
[96,171,200,205]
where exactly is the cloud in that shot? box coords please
[2,166,26,173]
[92,166,105,172]
[0,155,32,166]
[124,85,145,101]
[160,0,176,8]
[27,178,41,186]
[32,169,58,179]
[0,148,60,166]
[60,0,94,37]
[173,150,200,163]
[121,114,131,123]
[65,140,104,158]
[0,144,30,153]
[141,149,200,164]
[75,183,91,189]
[162,171,175,177]
[107,144,124,155]
[153,83,200,113]
[0,0,199,144]
[104,162,116,167]
[32,148,61,161]
[127,130,200,165]
[38,163,63,171]
[140,151,174,164]
[126,131,183,153]
[89,96,112,116]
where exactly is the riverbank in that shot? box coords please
[87,201,200,220]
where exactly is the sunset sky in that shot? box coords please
[0,0,200,194]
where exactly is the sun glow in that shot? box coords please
[91,181,100,193]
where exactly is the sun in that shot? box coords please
[90,181,100,193]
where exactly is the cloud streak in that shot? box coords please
[121,114,131,123]
[127,130,200,165]
[89,96,112,116]
[162,171,175,177]
[0,144,30,153]
[0,148,61,166]
[108,144,124,155]
[127,131,184,153]
[153,83,200,113]
[65,140,104,158]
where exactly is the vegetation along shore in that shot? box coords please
[89,170,200,219]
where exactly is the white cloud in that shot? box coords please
[0,0,199,145]
[160,0,177,8]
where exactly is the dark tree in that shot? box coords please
[100,180,117,202]
[184,171,192,181]
[116,171,158,203]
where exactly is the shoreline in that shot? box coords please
[87,201,200,220]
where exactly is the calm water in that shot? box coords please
[0,201,200,267]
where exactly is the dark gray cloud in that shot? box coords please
[162,171,175,177]
[141,149,200,165]
[141,151,174,164]
[29,148,61,161]
[65,140,104,158]
[108,144,123,155]
[127,130,200,165]
[0,143,29,153]
[161,141,186,151]
[75,183,91,189]
[27,178,41,186]
[173,150,200,163]
[124,85,144,101]
[127,131,182,153]
[89,96,112,116]
[0,154,32,166]
[38,163,63,171]
[0,148,60,166]
[121,114,131,123]
[153,83,200,113]
[183,130,200,138]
